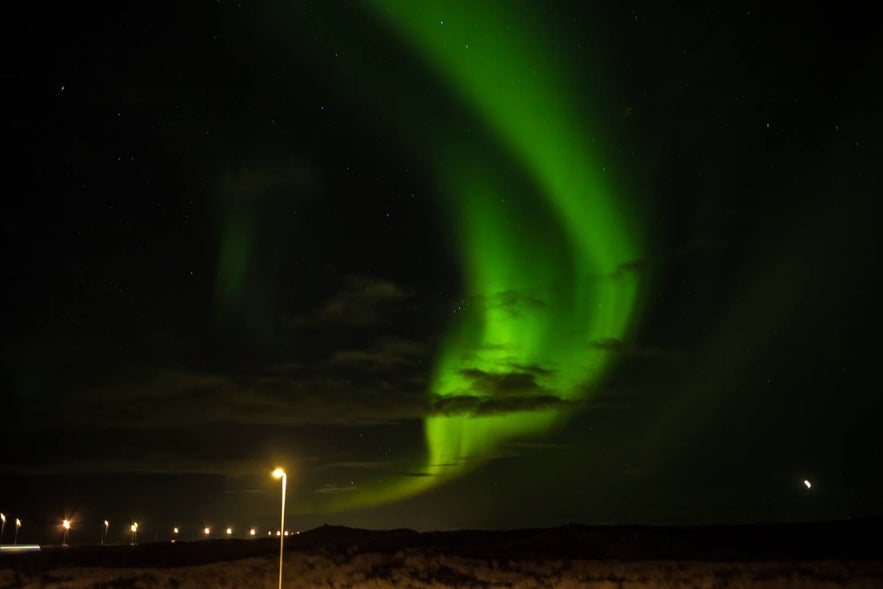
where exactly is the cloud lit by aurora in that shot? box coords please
[272,1,644,510]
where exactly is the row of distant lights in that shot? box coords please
[4,479,817,541]
[188,527,300,537]
[4,469,293,547]
[63,520,300,538]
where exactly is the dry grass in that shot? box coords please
[1,552,881,589]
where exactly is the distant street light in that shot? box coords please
[804,479,813,490]
[249,528,256,537]
[204,527,210,537]
[130,522,139,545]
[14,518,21,545]
[1,513,5,543]
[272,467,287,589]
[62,519,71,547]
[103,520,109,545]
[226,527,232,536]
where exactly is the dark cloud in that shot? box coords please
[314,483,359,495]
[430,393,571,416]
[316,461,395,471]
[292,275,412,328]
[465,291,548,318]
[612,259,647,277]
[389,471,436,478]
[458,367,550,397]
[506,441,561,449]
[330,339,427,371]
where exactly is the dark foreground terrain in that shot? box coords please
[1,520,881,588]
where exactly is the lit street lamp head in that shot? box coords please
[63,520,71,530]
[273,464,288,589]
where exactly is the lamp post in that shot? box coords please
[272,467,287,589]
[204,526,210,538]
[1,513,6,543]
[103,520,109,545]
[14,519,21,545]
[62,519,71,547]
[130,522,138,545]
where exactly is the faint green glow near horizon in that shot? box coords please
[306,1,642,511]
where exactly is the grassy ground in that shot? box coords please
[2,551,882,589]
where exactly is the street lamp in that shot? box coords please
[1,513,6,543]
[103,520,109,545]
[226,527,232,537]
[14,518,21,545]
[249,528,256,537]
[62,519,71,547]
[130,522,139,545]
[203,527,210,537]
[272,467,287,589]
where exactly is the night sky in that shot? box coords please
[3,1,881,544]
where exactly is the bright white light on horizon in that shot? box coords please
[204,527,210,536]
[63,519,71,530]
[173,527,179,534]
[804,479,812,489]
[226,527,232,535]
[249,528,256,536]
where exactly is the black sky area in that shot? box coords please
[3,1,882,544]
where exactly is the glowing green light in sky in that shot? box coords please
[287,1,643,510]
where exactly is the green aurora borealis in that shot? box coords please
[301,0,643,509]
[6,0,883,534]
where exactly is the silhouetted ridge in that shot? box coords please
[1,519,879,572]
